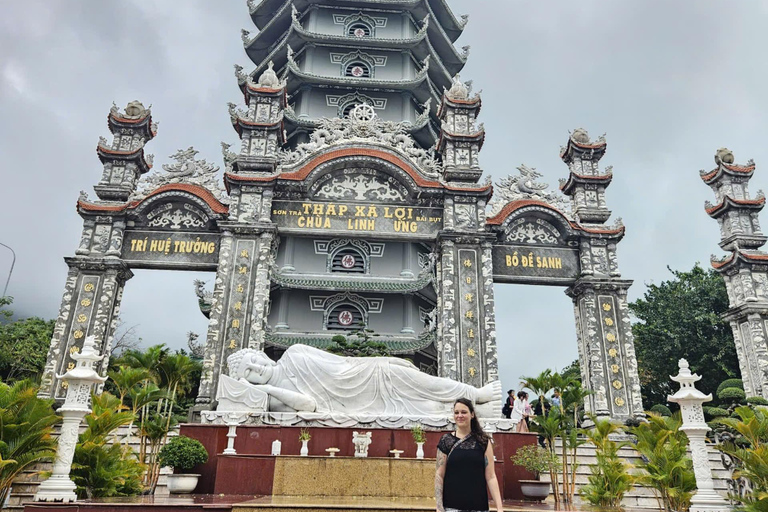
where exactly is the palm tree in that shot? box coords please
[157,353,201,433]
[0,380,60,505]
[108,366,152,407]
[120,345,167,381]
[521,369,553,411]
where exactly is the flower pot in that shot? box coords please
[519,479,551,501]
[416,442,424,459]
[300,439,309,456]
[166,474,200,494]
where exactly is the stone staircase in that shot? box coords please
[538,440,732,510]
[7,426,173,512]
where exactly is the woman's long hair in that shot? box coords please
[454,398,490,443]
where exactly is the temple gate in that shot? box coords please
[39,0,644,422]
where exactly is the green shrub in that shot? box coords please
[719,387,747,402]
[747,396,768,406]
[649,404,672,417]
[705,407,730,419]
[0,380,59,505]
[511,444,559,479]
[580,417,635,508]
[157,436,208,471]
[627,413,696,512]
[716,379,744,395]
[71,392,144,499]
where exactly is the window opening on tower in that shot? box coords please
[344,61,371,78]
[348,22,372,38]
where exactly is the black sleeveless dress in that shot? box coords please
[438,433,490,512]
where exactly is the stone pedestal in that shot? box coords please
[35,336,107,503]
[667,358,731,512]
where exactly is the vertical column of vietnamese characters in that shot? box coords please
[458,249,482,387]
[225,241,256,355]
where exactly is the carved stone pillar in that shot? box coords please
[567,279,643,420]
[437,235,498,387]
[38,258,132,401]
[195,227,276,410]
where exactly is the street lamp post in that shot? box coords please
[0,242,16,298]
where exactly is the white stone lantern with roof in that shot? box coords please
[667,358,731,512]
[35,336,107,503]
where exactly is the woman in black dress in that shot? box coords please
[435,398,504,512]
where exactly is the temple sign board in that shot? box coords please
[271,200,443,237]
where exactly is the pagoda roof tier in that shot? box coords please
[228,108,286,139]
[264,330,436,355]
[437,94,481,117]
[96,143,153,175]
[283,60,440,107]
[436,128,486,153]
[107,109,157,141]
[705,194,766,218]
[711,249,768,271]
[248,0,466,42]
[487,199,625,239]
[246,18,461,92]
[560,133,608,163]
[271,268,433,293]
[282,101,439,148]
[700,161,756,184]
[245,1,466,75]
[559,171,614,194]
[77,183,229,216]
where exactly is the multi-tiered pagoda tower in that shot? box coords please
[242,0,467,149]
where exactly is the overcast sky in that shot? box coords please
[2,1,768,396]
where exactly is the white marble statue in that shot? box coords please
[353,431,372,457]
[219,344,502,418]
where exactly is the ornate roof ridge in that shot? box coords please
[265,330,436,354]
[271,267,434,293]
[278,105,442,178]
[711,249,768,270]
[76,183,229,216]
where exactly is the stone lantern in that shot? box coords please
[35,336,107,503]
[667,358,731,512]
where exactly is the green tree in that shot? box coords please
[0,380,60,504]
[0,297,54,382]
[630,265,738,406]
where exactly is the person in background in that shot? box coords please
[551,390,562,410]
[501,389,515,419]
[511,391,529,433]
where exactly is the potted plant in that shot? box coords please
[158,435,209,494]
[511,444,556,501]
[411,424,426,459]
[299,428,311,456]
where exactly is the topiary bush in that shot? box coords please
[746,396,768,406]
[704,407,729,419]
[649,404,672,417]
[716,379,744,396]
[718,387,747,402]
[157,436,208,472]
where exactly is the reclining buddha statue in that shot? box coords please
[216,344,502,419]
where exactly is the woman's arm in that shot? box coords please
[484,441,503,512]
[435,450,447,512]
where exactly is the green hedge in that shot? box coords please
[747,396,768,406]
[704,407,729,418]
[718,387,747,402]
[649,404,672,417]
[716,379,744,395]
